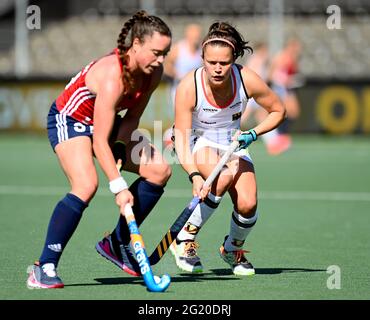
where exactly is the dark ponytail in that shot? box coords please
[202,22,253,60]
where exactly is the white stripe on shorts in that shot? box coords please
[63,114,68,141]
[56,113,68,144]
[55,114,63,143]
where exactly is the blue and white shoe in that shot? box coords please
[27,261,64,289]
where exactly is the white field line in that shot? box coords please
[1,185,370,202]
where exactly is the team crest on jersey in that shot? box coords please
[232,112,242,121]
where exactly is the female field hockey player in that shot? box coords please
[170,22,285,275]
[27,11,172,289]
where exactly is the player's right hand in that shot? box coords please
[192,175,209,200]
[115,189,134,215]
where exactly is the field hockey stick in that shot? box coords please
[122,203,171,292]
[148,139,240,265]
[115,159,170,292]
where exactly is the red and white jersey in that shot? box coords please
[55,49,148,125]
[55,60,97,125]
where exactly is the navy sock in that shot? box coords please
[39,193,88,267]
[113,178,164,246]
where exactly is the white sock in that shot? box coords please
[224,210,258,251]
[42,263,57,277]
[177,193,222,242]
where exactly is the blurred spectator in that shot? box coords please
[269,38,303,138]
[242,42,291,155]
[164,23,203,103]
[163,23,203,147]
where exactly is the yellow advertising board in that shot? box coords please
[0,79,369,134]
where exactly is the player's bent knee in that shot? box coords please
[71,180,98,203]
[236,198,258,218]
[147,163,172,186]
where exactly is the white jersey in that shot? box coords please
[191,64,249,146]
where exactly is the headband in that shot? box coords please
[202,38,235,51]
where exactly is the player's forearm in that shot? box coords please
[253,109,285,136]
[174,132,198,175]
[93,138,121,182]
[177,152,198,175]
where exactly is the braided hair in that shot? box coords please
[117,10,171,93]
[202,22,253,60]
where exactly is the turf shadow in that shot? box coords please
[64,273,240,288]
[63,277,140,287]
[210,267,326,276]
[173,273,240,282]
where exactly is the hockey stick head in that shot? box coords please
[131,234,171,292]
[145,273,171,292]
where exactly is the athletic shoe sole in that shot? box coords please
[26,265,64,289]
[218,248,255,276]
[232,268,255,276]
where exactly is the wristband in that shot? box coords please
[109,176,128,194]
[250,129,258,141]
[189,171,202,183]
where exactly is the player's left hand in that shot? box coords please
[236,129,257,151]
